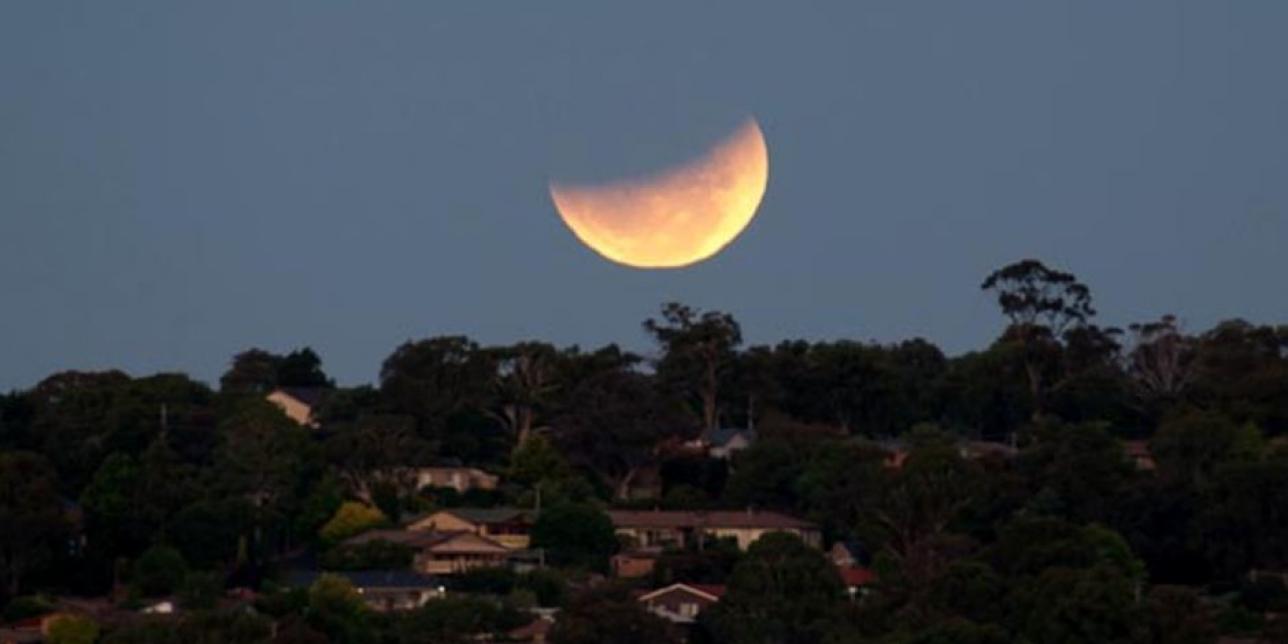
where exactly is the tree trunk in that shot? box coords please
[1025,359,1043,423]
[614,466,640,501]
[702,352,719,432]
[517,406,533,447]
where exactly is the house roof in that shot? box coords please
[423,531,511,554]
[344,529,445,548]
[285,569,443,590]
[272,386,329,408]
[608,509,815,531]
[700,427,753,447]
[343,529,508,553]
[689,584,727,599]
[839,566,877,588]
[638,583,727,603]
[402,507,531,530]
[830,541,857,559]
[442,507,531,525]
[1122,439,1152,457]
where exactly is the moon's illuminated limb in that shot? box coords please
[549,117,769,269]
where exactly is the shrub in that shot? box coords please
[454,567,518,595]
[178,571,224,610]
[133,545,189,597]
[3,594,55,622]
[46,614,100,644]
[518,569,568,607]
[530,503,618,573]
[318,502,388,544]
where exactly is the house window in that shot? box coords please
[680,602,698,617]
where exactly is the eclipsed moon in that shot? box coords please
[549,117,769,269]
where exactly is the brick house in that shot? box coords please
[343,529,512,575]
[405,508,534,549]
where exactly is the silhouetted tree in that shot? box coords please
[0,451,66,597]
[550,585,679,644]
[645,303,742,432]
[529,503,618,573]
[220,349,281,395]
[705,532,844,644]
[981,259,1096,421]
[379,336,496,447]
[554,368,686,500]
[488,341,561,448]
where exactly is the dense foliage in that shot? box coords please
[1,259,1287,642]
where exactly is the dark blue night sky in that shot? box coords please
[3,2,1285,389]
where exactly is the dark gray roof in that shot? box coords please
[342,528,446,548]
[285,569,443,590]
[400,507,533,528]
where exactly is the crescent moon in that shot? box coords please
[549,117,769,269]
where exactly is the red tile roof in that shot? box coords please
[838,566,877,587]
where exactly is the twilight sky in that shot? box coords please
[2,2,1286,391]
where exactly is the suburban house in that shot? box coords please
[621,465,663,500]
[412,467,500,494]
[287,570,445,612]
[405,508,534,549]
[693,427,756,459]
[265,387,327,427]
[638,583,726,624]
[838,566,877,599]
[608,509,821,551]
[344,529,512,575]
[829,540,877,599]
[1122,439,1156,471]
